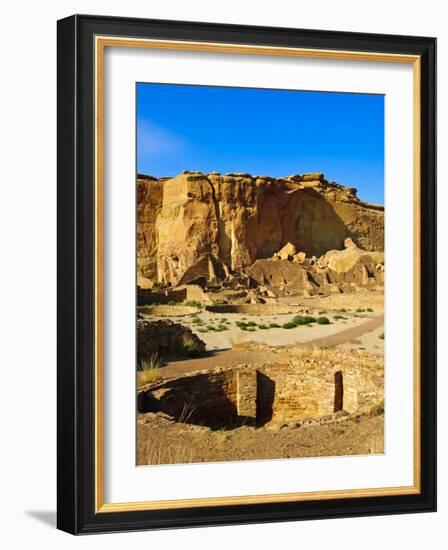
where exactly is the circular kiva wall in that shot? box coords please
[205,304,306,316]
[137,361,384,429]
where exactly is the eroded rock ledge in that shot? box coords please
[137,171,384,289]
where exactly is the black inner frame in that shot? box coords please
[57,14,436,534]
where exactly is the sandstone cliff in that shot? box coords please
[137,171,384,288]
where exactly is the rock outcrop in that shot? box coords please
[137,319,206,365]
[137,171,384,287]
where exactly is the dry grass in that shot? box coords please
[367,433,384,454]
[140,439,195,465]
[179,333,204,356]
[137,354,162,388]
[290,347,333,361]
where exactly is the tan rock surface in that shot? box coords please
[137,171,384,287]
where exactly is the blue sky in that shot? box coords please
[137,83,384,205]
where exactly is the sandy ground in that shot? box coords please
[336,324,384,355]
[150,309,383,352]
[137,413,384,465]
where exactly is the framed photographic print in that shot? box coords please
[57,14,436,534]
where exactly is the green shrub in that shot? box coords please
[269,323,280,328]
[367,307,374,312]
[246,321,257,327]
[197,328,208,333]
[178,334,205,357]
[167,300,177,306]
[290,315,316,326]
[258,324,268,329]
[334,315,347,320]
[355,308,365,313]
[191,317,202,324]
[216,325,228,332]
[378,332,384,340]
[338,308,347,312]
[282,321,297,329]
[207,325,216,331]
[317,316,331,325]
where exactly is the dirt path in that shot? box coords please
[160,314,384,378]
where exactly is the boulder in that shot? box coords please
[275,242,297,260]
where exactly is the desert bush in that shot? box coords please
[216,325,228,331]
[179,333,206,357]
[140,354,162,371]
[191,317,202,324]
[367,307,374,312]
[370,400,385,416]
[317,316,331,325]
[167,300,177,306]
[378,332,385,340]
[355,308,365,313]
[137,354,162,387]
[246,321,257,327]
[269,323,280,328]
[197,328,208,333]
[338,308,348,312]
[258,324,268,329]
[334,315,347,320]
[282,321,297,329]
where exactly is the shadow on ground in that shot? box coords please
[25,510,56,528]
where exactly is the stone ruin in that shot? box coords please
[137,358,384,430]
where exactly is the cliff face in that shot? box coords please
[137,171,384,287]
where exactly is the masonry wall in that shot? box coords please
[137,360,384,427]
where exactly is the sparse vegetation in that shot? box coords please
[370,400,384,416]
[317,316,331,325]
[236,320,258,330]
[258,324,269,329]
[291,347,332,360]
[167,300,177,306]
[178,333,205,357]
[378,332,384,340]
[292,315,316,325]
[269,323,280,328]
[334,314,347,320]
[355,308,365,313]
[367,307,374,312]
[137,354,162,387]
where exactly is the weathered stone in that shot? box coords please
[275,242,296,260]
[137,356,384,427]
[137,319,205,365]
[137,171,384,287]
